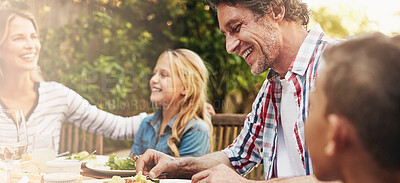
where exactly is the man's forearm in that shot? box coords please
[174,151,232,178]
[254,175,342,183]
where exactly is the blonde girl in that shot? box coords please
[131,49,213,157]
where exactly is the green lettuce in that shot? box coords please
[106,153,136,170]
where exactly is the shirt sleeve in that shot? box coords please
[61,84,146,140]
[222,81,269,176]
[178,121,210,157]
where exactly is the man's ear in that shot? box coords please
[271,3,285,21]
[324,114,351,156]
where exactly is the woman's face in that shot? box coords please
[0,15,41,73]
[149,54,185,108]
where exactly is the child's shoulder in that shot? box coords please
[184,118,209,132]
[142,114,158,124]
[142,110,162,123]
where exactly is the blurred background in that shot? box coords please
[1,0,399,153]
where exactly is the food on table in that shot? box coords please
[9,154,42,183]
[111,176,125,183]
[110,172,154,183]
[106,153,136,170]
[66,150,96,161]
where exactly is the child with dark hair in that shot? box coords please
[306,33,400,183]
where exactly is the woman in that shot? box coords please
[0,9,146,152]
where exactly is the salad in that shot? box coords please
[106,153,136,170]
[110,172,155,183]
[66,151,96,161]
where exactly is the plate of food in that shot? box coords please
[85,154,136,176]
[57,151,109,166]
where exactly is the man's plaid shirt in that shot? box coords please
[222,25,339,179]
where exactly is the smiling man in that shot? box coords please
[136,0,339,182]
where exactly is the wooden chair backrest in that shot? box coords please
[211,113,264,180]
[58,122,104,155]
[211,113,247,152]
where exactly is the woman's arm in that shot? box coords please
[58,82,146,140]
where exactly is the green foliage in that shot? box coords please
[39,6,153,115]
[310,5,374,38]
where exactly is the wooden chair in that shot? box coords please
[58,122,104,155]
[211,113,265,180]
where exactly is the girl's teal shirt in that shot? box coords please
[130,109,210,156]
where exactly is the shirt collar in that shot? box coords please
[147,109,178,129]
[287,25,326,77]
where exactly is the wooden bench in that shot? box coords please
[58,123,104,155]
[211,113,265,180]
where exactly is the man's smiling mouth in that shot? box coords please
[242,46,253,59]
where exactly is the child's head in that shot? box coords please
[306,33,400,181]
[150,48,212,157]
[150,48,208,109]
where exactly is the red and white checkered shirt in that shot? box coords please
[222,25,339,179]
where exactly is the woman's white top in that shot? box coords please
[0,81,146,152]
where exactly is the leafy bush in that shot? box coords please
[39,8,153,115]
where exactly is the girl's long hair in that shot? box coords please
[163,49,213,157]
[0,9,44,82]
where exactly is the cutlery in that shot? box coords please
[145,172,167,182]
[56,151,70,157]
[80,149,97,161]
[145,176,160,183]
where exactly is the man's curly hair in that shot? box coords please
[207,0,309,27]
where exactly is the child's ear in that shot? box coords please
[181,88,187,96]
[324,114,351,156]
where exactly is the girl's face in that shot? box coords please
[149,54,185,108]
[0,16,41,73]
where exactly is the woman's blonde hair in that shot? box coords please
[0,9,44,82]
[162,48,213,157]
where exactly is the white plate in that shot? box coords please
[57,155,109,166]
[85,161,136,176]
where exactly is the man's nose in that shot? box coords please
[226,35,240,54]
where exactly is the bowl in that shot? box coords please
[43,173,79,183]
[46,160,81,174]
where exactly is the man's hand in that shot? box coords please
[135,149,178,179]
[191,164,252,183]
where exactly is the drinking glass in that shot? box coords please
[0,109,28,183]
[31,135,57,172]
